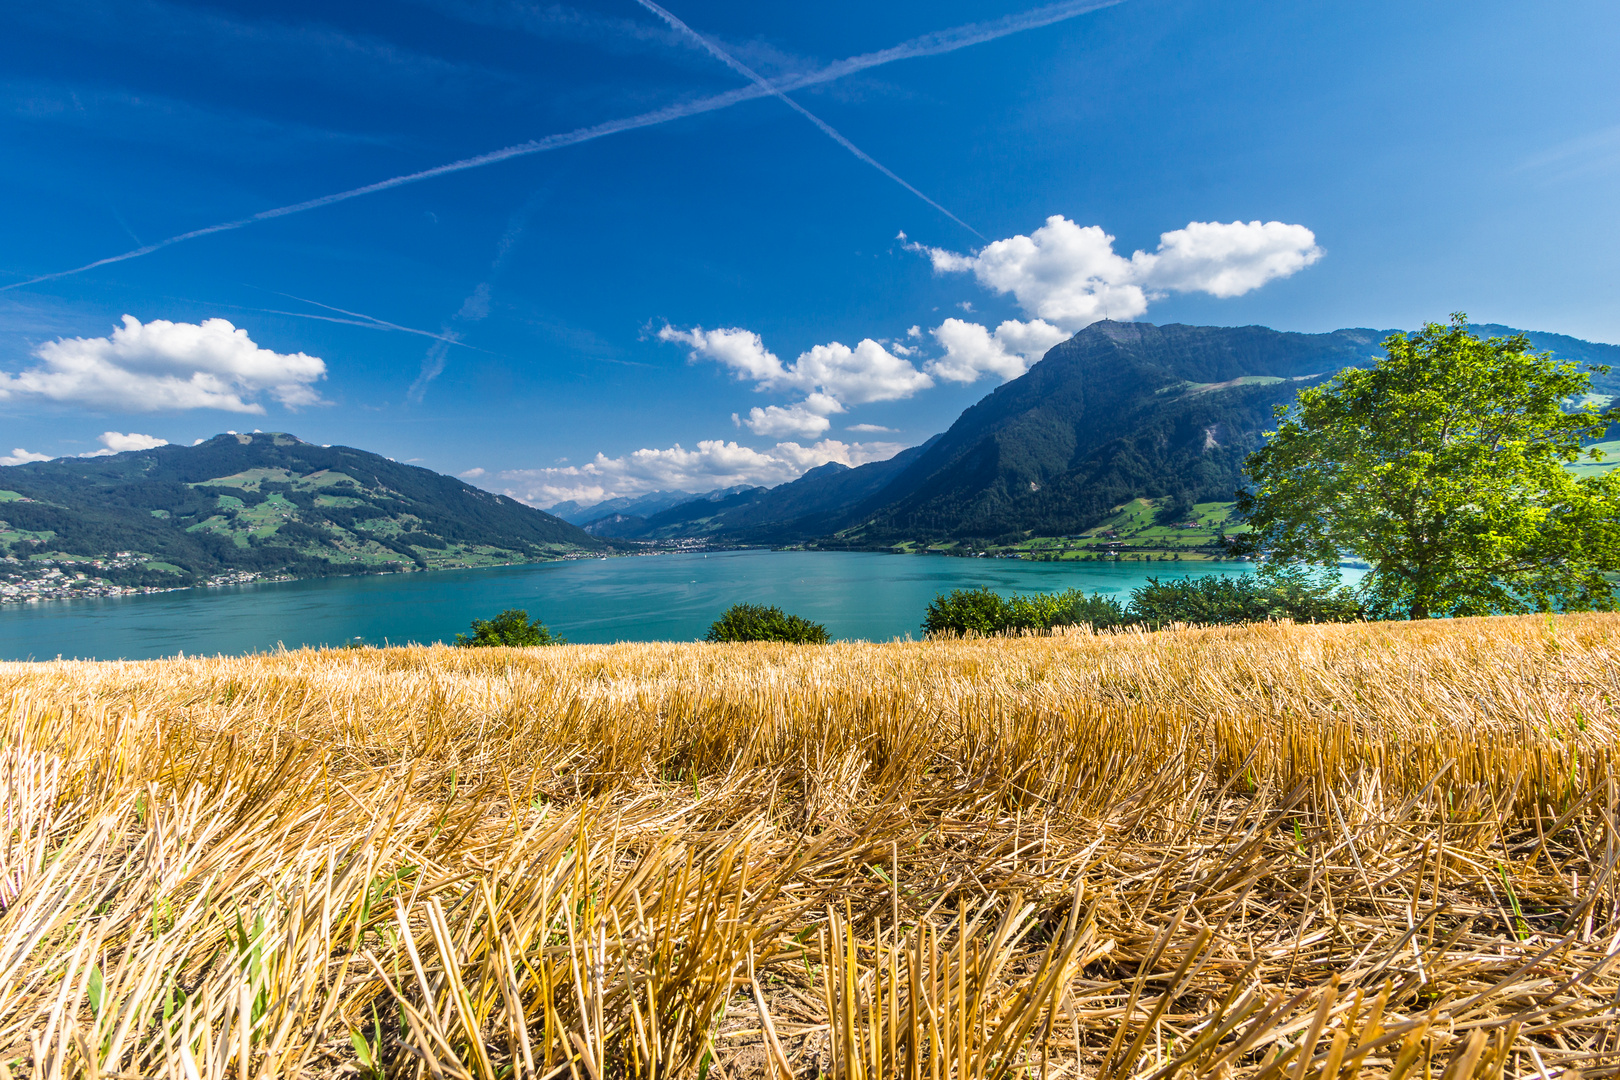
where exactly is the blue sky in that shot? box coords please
[2,0,1616,506]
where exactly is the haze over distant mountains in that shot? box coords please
[548,488,755,527]
[565,321,1620,546]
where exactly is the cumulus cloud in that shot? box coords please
[917,218,1146,329]
[657,324,932,439]
[0,316,328,413]
[792,340,933,404]
[658,326,787,385]
[1,448,52,467]
[916,216,1322,333]
[80,431,169,457]
[735,395,843,439]
[898,216,1323,385]
[1144,220,1325,298]
[658,325,933,413]
[926,317,1069,383]
[496,437,904,507]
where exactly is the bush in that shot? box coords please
[922,568,1361,638]
[706,603,830,644]
[1013,588,1131,631]
[1131,567,1362,627]
[923,587,1128,636]
[454,608,563,647]
[922,588,1008,636]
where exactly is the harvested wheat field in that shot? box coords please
[1,614,1618,1080]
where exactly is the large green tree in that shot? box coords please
[1236,315,1620,619]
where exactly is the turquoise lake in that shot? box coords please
[0,550,1262,660]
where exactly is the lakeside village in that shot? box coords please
[0,554,277,604]
[0,546,640,605]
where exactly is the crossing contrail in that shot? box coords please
[632,0,982,238]
[261,291,487,349]
[1,0,1125,292]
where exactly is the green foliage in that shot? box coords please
[1238,315,1620,618]
[923,586,1129,636]
[454,608,562,647]
[1154,494,1193,526]
[1130,566,1361,627]
[923,568,1357,637]
[922,588,1011,636]
[705,603,830,644]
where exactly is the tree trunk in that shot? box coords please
[1409,596,1431,620]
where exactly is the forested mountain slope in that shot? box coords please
[834,321,1404,544]
[0,432,602,594]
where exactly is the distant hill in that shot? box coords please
[589,438,941,542]
[1470,325,1620,399]
[578,485,763,536]
[0,432,604,593]
[550,488,748,525]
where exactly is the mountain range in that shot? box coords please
[568,320,1620,546]
[7,321,1612,596]
[548,487,755,525]
[0,432,602,593]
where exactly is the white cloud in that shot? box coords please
[847,423,896,433]
[80,431,169,457]
[658,325,932,441]
[458,467,486,479]
[1,448,52,467]
[790,340,933,405]
[496,437,905,507]
[916,216,1322,332]
[914,217,1146,329]
[927,317,1068,383]
[657,325,788,385]
[735,395,843,439]
[1143,220,1324,298]
[659,325,933,409]
[0,316,328,413]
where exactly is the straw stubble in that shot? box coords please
[0,613,1615,1078]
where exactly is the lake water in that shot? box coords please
[0,551,1261,660]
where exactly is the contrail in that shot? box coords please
[227,287,493,349]
[410,191,543,401]
[267,290,481,346]
[632,0,981,238]
[1,0,1124,292]
[262,309,486,350]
